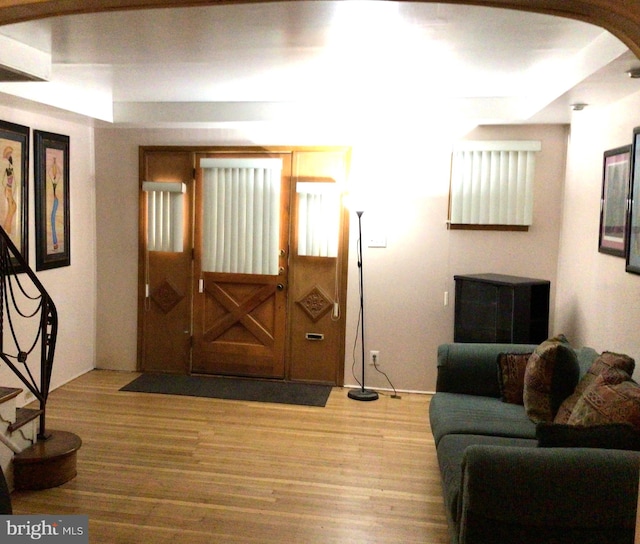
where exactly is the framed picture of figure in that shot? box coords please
[0,120,29,271]
[34,130,70,270]
[599,145,631,257]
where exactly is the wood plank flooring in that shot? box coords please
[10,370,450,543]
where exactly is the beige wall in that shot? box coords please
[556,90,640,366]
[0,76,634,399]
[94,124,567,392]
[344,124,568,392]
[0,105,96,405]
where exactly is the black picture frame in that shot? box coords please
[34,130,70,270]
[627,127,640,274]
[599,145,631,257]
[0,120,29,271]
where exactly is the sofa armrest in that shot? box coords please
[436,343,536,397]
[459,445,640,544]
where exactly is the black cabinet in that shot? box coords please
[454,273,550,344]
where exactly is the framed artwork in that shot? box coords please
[599,145,631,257]
[627,127,640,274]
[34,130,70,270]
[0,120,29,271]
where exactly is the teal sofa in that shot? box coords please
[429,342,640,544]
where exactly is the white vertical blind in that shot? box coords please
[449,141,540,226]
[200,158,282,275]
[142,181,186,252]
[297,182,339,258]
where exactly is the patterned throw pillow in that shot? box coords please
[523,334,580,423]
[555,351,635,423]
[497,352,532,405]
[567,367,640,430]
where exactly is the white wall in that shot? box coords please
[0,105,96,406]
[556,91,640,365]
[94,123,567,392]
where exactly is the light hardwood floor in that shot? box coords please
[10,370,450,543]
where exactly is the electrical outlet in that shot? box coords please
[369,350,380,366]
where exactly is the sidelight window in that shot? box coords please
[142,181,186,252]
[296,182,340,258]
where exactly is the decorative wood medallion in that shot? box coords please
[296,285,333,323]
[151,279,184,314]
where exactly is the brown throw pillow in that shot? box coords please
[555,351,635,423]
[497,352,532,405]
[523,334,580,423]
[568,368,640,430]
[567,367,640,430]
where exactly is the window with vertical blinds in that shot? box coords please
[449,141,541,229]
[142,181,186,252]
[297,182,340,258]
[200,158,282,275]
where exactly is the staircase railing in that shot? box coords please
[0,227,57,440]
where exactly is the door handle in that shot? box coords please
[277,283,285,291]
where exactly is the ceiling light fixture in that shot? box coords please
[571,103,588,111]
[627,67,640,78]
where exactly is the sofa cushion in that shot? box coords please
[497,352,532,405]
[537,422,640,450]
[555,351,635,423]
[436,433,537,525]
[429,392,537,446]
[567,368,640,430]
[523,334,580,423]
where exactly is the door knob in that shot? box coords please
[277,283,285,291]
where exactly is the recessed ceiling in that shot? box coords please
[0,1,637,129]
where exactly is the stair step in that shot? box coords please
[0,387,21,405]
[13,430,82,490]
[8,407,43,433]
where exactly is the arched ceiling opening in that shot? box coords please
[0,0,638,56]
[0,0,636,129]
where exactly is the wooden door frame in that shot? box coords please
[138,145,350,385]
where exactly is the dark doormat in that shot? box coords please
[120,373,332,407]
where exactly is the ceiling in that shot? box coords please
[0,1,638,130]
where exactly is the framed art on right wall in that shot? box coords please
[600,145,631,257]
[627,127,640,274]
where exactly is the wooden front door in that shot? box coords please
[138,146,350,385]
[191,154,291,378]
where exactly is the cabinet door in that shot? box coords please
[454,280,500,342]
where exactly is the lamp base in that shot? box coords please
[348,388,379,401]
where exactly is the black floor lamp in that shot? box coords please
[348,210,378,402]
